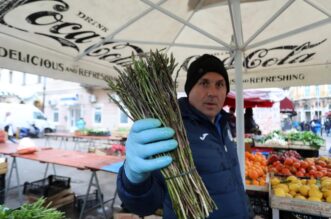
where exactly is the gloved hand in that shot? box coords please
[124,118,178,183]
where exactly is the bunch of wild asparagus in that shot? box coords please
[106,50,216,219]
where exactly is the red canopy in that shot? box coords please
[225,91,274,108]
[280,97,295,113]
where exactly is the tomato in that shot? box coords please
[307,165,317,172]
[293,161,301,169]
[300,161,308,169]
[309,169,317,176]
[284,158,294,166]
[289,166,297,174]
[317,160,327,167]
[316,165,323,171]
[296,171,304,177]
[275,164,284,173]
[298,168,306,174]
[281,168,291,176]
[273,160,281,167]
[315,171,323,178]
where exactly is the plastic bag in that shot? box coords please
[17,137,37,154]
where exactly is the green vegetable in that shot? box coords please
[0,198,65,219]
[257,130,325,149]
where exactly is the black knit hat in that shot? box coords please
[185,54,230,95]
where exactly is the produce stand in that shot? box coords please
[269,183,331,219]
[245,131,330,219]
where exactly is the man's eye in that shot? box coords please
[200,81,209,86]
[216,81,224,88]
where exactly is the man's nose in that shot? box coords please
[207,85,218,96]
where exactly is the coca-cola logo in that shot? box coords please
[0,0,143,67]
[184,39,326,71]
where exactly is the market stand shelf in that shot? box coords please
[269,184,331,218]
[253,142,323,158]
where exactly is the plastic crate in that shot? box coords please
[279,210,329,219]
[0,174,5,204]
[247,191,271,219]
[74,189,104,211]
[23,175,70,197]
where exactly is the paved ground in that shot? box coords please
[2,137,122,219]
[2,135,331,219]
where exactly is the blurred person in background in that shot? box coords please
[3,112,17,143]
[244,108,260,134]
[310,116,321,135]
[76,117,86,130]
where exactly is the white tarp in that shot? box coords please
[0,0,330,90]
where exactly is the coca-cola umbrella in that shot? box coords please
[0,1,330,89]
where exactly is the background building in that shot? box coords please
[0,69,132,133]
[290,85,331,124]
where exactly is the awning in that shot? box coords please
[280,97,296,114]
[224,88,285,108]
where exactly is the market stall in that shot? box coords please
[244,129,329,219]
[1,0,331,218]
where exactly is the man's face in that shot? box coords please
[188,72,227,123]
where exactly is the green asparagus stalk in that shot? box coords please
[106,50,217,219]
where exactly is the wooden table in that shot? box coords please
[0,143,124,219]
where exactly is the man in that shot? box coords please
[3,112,17,143]
[117,54,251,218]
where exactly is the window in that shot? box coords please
[304,86,310,97]
[120,111,128,124]
[315,86,320,97]
[328,85,331,95]
[53,109,59,123]
[94,107,102,124]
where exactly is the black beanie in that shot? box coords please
[185,54,230,95]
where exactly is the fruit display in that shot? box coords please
[271,175,331,203]
[270,175,331,218]
[245,152,267,186]
[268,153,331,178]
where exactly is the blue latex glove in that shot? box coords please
[124,118,178,183]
